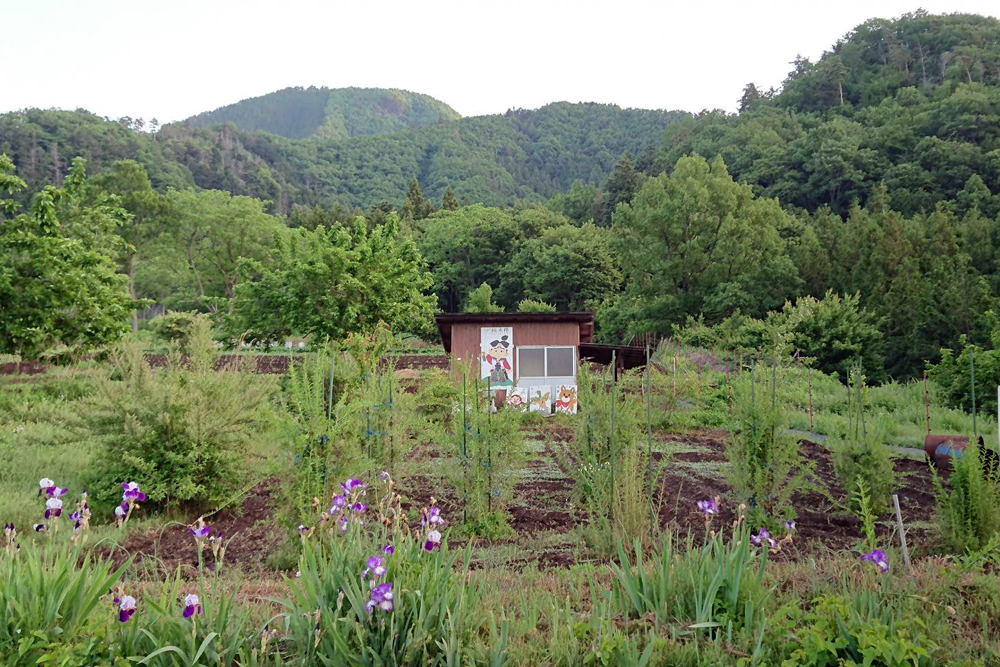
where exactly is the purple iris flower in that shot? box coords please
[329,494,347,514]
[298,524,308,533]
[751,528,776,548]
[190,525,211,541]
[862,549,890,572]
[351,502,367,513]
[122,482,147,503]
[785,521,796,532]
[696,499,718,516]
[363,555,387,579]
[118,595,137,623]
[44,497,62,519]
[33,524,46,532]
[424,529,442,552]
[48,486,68,498]
[383,544,395,555]
[380,471,390,480]
[341,478,367,495]
[38,478,54,496]
[114,505,126,518]
[422,506,445,527]
[366,582,394,613]
[339,516,349,533]
[183,593,202,618]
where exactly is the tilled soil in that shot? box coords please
[109,479,284,574]
[111,427,944,571]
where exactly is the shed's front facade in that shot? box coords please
[435,313,594,410]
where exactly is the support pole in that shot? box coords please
[971,348,977,437]
[892,494,913,574]
[646,344,654,538]
[923,371,931,435]
[326,353,336,420]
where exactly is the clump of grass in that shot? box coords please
[932,436,1000,553]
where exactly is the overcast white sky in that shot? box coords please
[4,0,999,123]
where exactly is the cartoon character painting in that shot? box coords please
[506,387,528,411]
[480,327,514,389]
[529,387,551,413]
[554,384,578,414]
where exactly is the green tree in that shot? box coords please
[401,177,435,223]
[596,153,640,226]
[462,282,503,313]
[155,189,284,312]
[499,222,621,311]
[0,157,133,359]
[441,185,459,211]
[227,213,435,343]
[607,155,799,335]
[88,160,171,332]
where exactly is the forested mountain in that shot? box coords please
[184,86,461,140]
[655,11,1000,217]
[0,102,683,212]
[5,10,1000,384]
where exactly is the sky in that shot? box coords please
[3,0,999,123]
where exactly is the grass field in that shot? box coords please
[2,348,999,665]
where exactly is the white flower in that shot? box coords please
[39,478,54,489]
[45,498,62,511]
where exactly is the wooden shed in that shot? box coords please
[435,312,595,412]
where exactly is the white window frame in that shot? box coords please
[516,345,577,380]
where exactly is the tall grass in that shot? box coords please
[726,365,812,524]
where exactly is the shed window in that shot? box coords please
[518,348,545,378]
[517,346,576,379]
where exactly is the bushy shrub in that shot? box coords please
[677,290,884,380]
[932,437,1000,553]
[516,298,557,313]
[570,364,658,550]
[150,311,214,351]
[726,366,812,524]
[930,328,1000,418]
[88,318,275,512]
[830,369,896,516]
[777,595,935,666]
[446,365,526,538]
[462,282,504,313]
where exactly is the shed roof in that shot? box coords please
[435,312,594,353]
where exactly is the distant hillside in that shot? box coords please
[0,102,684,212]
[183,86,461,140]
[654,11,1000,216]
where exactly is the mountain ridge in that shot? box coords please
[182,86,461,140]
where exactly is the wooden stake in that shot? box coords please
[672,355,677,399]
[809,373,814,432]
[892,494,913,574]
[923,371,931,435]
